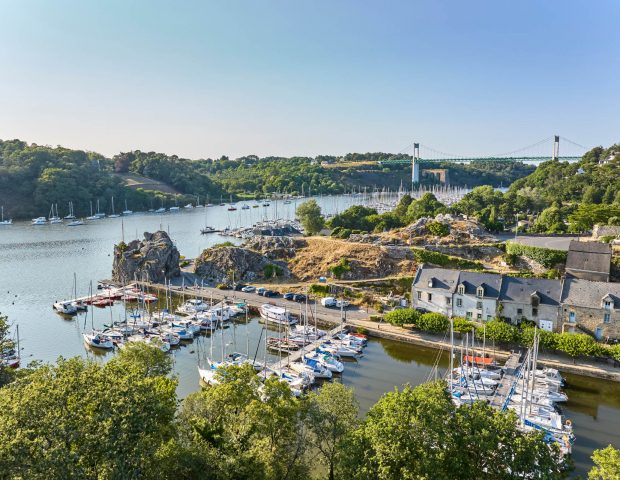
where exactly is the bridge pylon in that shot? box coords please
[553,135,560,160]
[412,143,420,184]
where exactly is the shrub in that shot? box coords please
[308,284,330,297]
[453,317,475,334]
[426,221,449,237]
[477,319,519,344]
[263,264,283,278]
[384,308,419,326]
[328,258,351,279]
[369,315,383,322]
[211,241,235,249]
[556,332,601,362]
[417,312,450,333]
[505,242,567,268]
[411,248,484,270]
[608,344,620,362]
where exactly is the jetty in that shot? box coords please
[488,352,522,410]
[266,323,345,370]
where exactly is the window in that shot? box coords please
[476,286,484,298]
[446,297,451,305]
[477,313,482,320]
[486,315,492,321]
[569,311,576,322]
[604,313,611,323]
[476,301,483,310]
[417,291,421,300]
[532,308,538,317]
[517,308,523,315]
[604,301,613,310]
[456,298,462,307]
[466,311,472,319]
[531,295,540,307]
[428,279,434,288]
[458,285,465,295]
[428,293,432,302]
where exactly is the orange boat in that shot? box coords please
[464,355,495,365]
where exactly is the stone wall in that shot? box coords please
[559,305,620,340]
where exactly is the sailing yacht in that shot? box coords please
[122,199,133,215]
[0,206,12,225]
[49,204,62,224]
[64,201,76,219]
[108,197,121,218]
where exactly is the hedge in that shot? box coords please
[505,242,567,268]
[384,308,420,326]
[411,248,484,270]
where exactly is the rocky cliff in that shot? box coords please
[112,231,181,284]
[194,245,290,283]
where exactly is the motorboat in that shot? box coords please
[291,358,333,379]
[161,325,194,341]
[241,204,250,210]
[169,206,180,212]
[83,332,114,350]
[154,207,166,214]
[291,325,327,338]
[31,217,47,225]
[184,203,194,209]
[305,350,345,373]
[259,304,298,326]
[171,320,201,336]
[67,220,84,226]
[177,299,211,315]
[319,340,362,357]
[53,301,78,315]
[71,300,88,311]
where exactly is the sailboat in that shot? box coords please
[0,206,12,225]
[86,201,98,220]
[94,199,106,219]
[108,197,121,218]
[49,204,62,224]
[122,199,133,215]
[64,201,76,219]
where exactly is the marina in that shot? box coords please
[0,195,618,475]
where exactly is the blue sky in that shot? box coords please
[0,0,618,159]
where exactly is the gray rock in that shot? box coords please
[194,245,290,283]
[243,235,304,260]
[112,231,180,284]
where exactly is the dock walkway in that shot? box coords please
[266,323,345,370]
[488,352,522,410]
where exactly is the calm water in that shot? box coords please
[0,196,618,476]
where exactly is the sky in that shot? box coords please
[0,0,619,159]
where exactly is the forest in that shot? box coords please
[0,139,537,219]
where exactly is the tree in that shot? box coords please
[296,200,325,235]
[328,205,378,232]
[176,364,309,480]
[479,319,519,344]
[383,308,419,326]
[0,315,16,387]
[113,151,135,173]
[406,192,445,222]
[307,382,359,480]
[340,381,566,480]
[417,312,450,333]
[556,332,600,363]
[0,350,177,479]
[589,445,620,480]
[532,205,565,233]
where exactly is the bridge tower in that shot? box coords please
[411,143,420,184]
[552,135,560,160]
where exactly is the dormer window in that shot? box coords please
[531,293,540,308]
[428,278,434,288]
[476,286,484,298]
[458,284,465,295]
[604,300,613,310]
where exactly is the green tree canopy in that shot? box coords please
[296,199,325,235]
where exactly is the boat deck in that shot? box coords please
[488,352,523,411]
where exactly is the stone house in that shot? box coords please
[560,278,620,340]
[498,276,562,332]
[565,240,611,282]
[411,266,459,317]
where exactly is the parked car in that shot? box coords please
[293,294,307,302]
[256,287,266,295]
[414,307,429,314]
[283,292,295,300]
[336,300,350,308]
[241,285,256,293]
[263,290,279,298]
[233,283,247,291]
[321,297,337,308]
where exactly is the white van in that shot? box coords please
[321,297,337,308]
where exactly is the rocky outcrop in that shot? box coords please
[243,235,304,260]
[194,246,290,283]
[112,231,181,284]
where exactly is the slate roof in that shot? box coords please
[566,241,611,275]
[500,276,562,306]
[456,271,502,298]
[561,278,620,309]
[413,265,460,293]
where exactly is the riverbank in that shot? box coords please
[138,275,620,382]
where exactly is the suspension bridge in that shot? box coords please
[378,135,589,183]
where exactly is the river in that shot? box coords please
[0,195,617,476]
